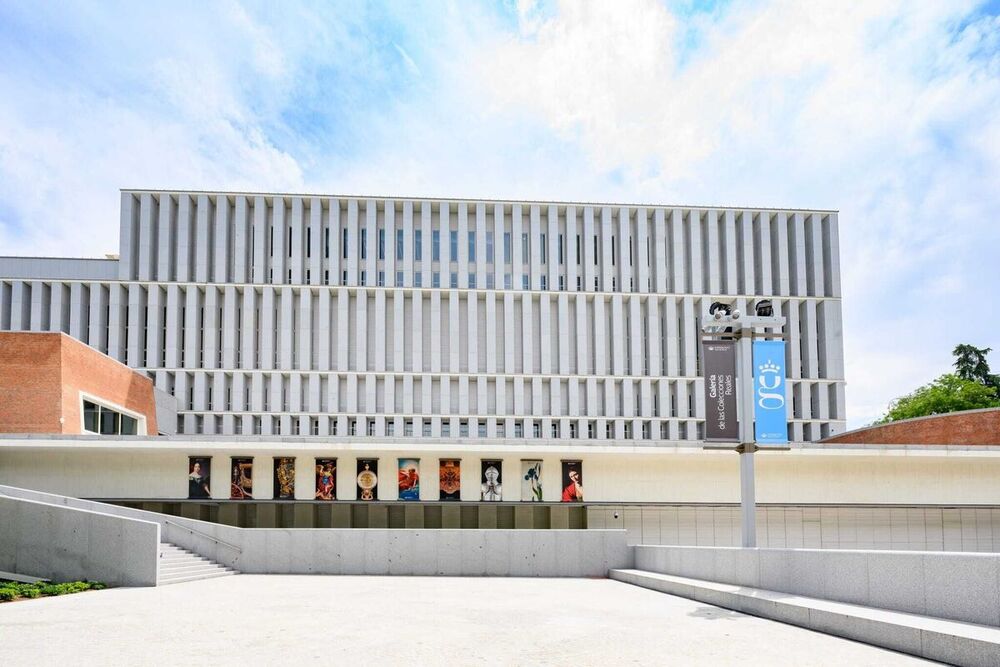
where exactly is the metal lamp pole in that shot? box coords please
[703,311,785,548]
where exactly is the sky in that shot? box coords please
[1,0,998,427]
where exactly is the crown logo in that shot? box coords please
[758,361,780,374]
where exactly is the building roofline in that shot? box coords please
[120,188,840,214]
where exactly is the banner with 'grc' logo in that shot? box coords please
[752,340,788,444]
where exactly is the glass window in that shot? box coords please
[83,400,99,433]
[468,232,476,262]
[396,229,404,260]
[450,231,458,262]
[432,230,441,261]
[414,230,423,261]
[120,414,138,435]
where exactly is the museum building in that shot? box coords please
[1,190,999,549]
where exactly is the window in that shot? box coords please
[432,272,440,288]
[450,231,458,262]
[468,231,476,262]
[396,229,404,260]
[468,273,476,289]
[378,229,385,260]
[414,230,423,260]
[361,229,367,259]
[432,230,441,261]
[503,232,512,263]
[486,234,494,262]
[82,399,140,436]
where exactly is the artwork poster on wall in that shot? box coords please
[357,458,379,501]
[439,459,461,501]
[480,460,502,501]
[315,458,337,500]
[273,457,295,500]
[188,456,211,499]
[561,460,583,502]
[230,457,253,499]
[398,458,420,501]
[521,460,543,502]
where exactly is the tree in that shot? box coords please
[876,373,999,424]
[953,344,1000,390]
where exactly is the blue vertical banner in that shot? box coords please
[752,340,788,444]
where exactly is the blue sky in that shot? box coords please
[1,0,998,426]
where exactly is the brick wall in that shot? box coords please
[822,408,1000,446]
[0,332,157,435]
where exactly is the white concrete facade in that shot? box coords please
[0,191,845,443]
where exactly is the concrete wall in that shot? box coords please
[0,495,159,586]
[590,504,1000,552]
[0,485,630,577]
[634,544,1000,627]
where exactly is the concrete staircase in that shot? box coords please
[158,542,237,585]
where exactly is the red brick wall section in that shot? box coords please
[0,332,158,435]
[822,409,1000,446]
[0,332,64,433]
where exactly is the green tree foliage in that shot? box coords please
[953,344,1000,390]
[876,374,1000,423]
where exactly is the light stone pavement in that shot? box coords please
[0,575,931,666]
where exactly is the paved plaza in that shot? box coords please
[0,576,928,665]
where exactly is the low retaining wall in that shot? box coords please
[0,495,159,586]
[0,485,631,577]
[635,545,1000,627]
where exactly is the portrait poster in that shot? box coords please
[188,456,211,499]
[315,458,337,500]
[560,460,583,502]
[356,458,378,501]
[230,457,253,500]
[521,460,543,501]
[480,460,502,501]
[439,459,461,501]
[273,457,295,500]
[397,458,420,501]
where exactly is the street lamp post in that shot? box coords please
[702,306,786,548]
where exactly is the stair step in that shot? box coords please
[159,570,236,585]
